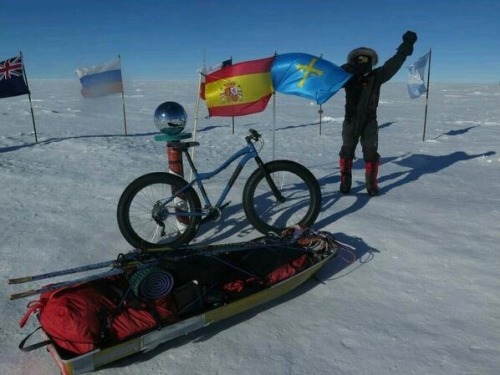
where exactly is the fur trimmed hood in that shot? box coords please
[347,47,379,66]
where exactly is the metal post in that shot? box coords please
[422,49,432,141]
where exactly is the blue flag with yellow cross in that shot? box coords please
[271,53,351,105]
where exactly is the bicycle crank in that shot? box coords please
[201,201,231,224]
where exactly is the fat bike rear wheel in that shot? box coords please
[117,172,202,249]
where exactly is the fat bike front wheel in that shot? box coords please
[242,160,322,236]
[117,172,202,249]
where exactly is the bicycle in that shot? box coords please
[117,129,322,249]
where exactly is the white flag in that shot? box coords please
[407,52,430,99]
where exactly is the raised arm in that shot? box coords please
[377,31,418,83]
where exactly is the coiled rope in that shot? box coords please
[128,266,174,300]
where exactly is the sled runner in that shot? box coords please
[14,227,339,375]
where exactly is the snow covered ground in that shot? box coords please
[1,80,499,375]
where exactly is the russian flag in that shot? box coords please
[75,58,123,98]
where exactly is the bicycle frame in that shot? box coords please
[164,140,263,216]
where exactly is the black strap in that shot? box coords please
[18,327,51,352]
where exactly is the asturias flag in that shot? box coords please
[0,55,30,99]
[75,58,123,98]
[271,53,351,105]
[407,52,430,99]
[203,56,275,117]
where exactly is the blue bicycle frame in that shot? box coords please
[193,143,258,209]
[165,140,261,216]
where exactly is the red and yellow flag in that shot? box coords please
[203,56,275,117]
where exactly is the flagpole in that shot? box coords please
[319,104,323,135]
[272,92,276,160]
[318,53,323,136]
[190,69,204,181]
[422,49,432,141]
[20,51,38,143]
[118,55,128,136]
[193,50,205,144]
[272,52,277,160]
[193,70,203,142]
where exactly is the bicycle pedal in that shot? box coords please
[201,206,223,223]
[220,201,231,210]
[200,215,213,224]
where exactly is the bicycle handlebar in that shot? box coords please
[245,129,261,143]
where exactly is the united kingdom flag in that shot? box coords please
[0,55,30,98]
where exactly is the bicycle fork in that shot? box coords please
[254,156,286,203]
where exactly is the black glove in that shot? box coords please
[403,31,417,45]
[398,31,417,56]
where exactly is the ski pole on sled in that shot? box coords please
[8,231,336,301]
[8,254,167,301]
[8,259,122,285]
[8,238,298,286]
[7,251,143,285]
[9,268,126,301]
[7,243,245,286]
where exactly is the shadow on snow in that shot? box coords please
[0,132,158,153]
[316,150,495,228]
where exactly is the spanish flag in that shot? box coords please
[203,56,274,117]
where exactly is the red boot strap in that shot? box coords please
[19,300,45,328]
[365,161,379,173]
[339,158,353,171]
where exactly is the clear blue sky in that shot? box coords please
[2,0,499,83]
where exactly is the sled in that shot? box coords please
[15,227,339,375]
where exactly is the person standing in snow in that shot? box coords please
[338,30,417,196]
